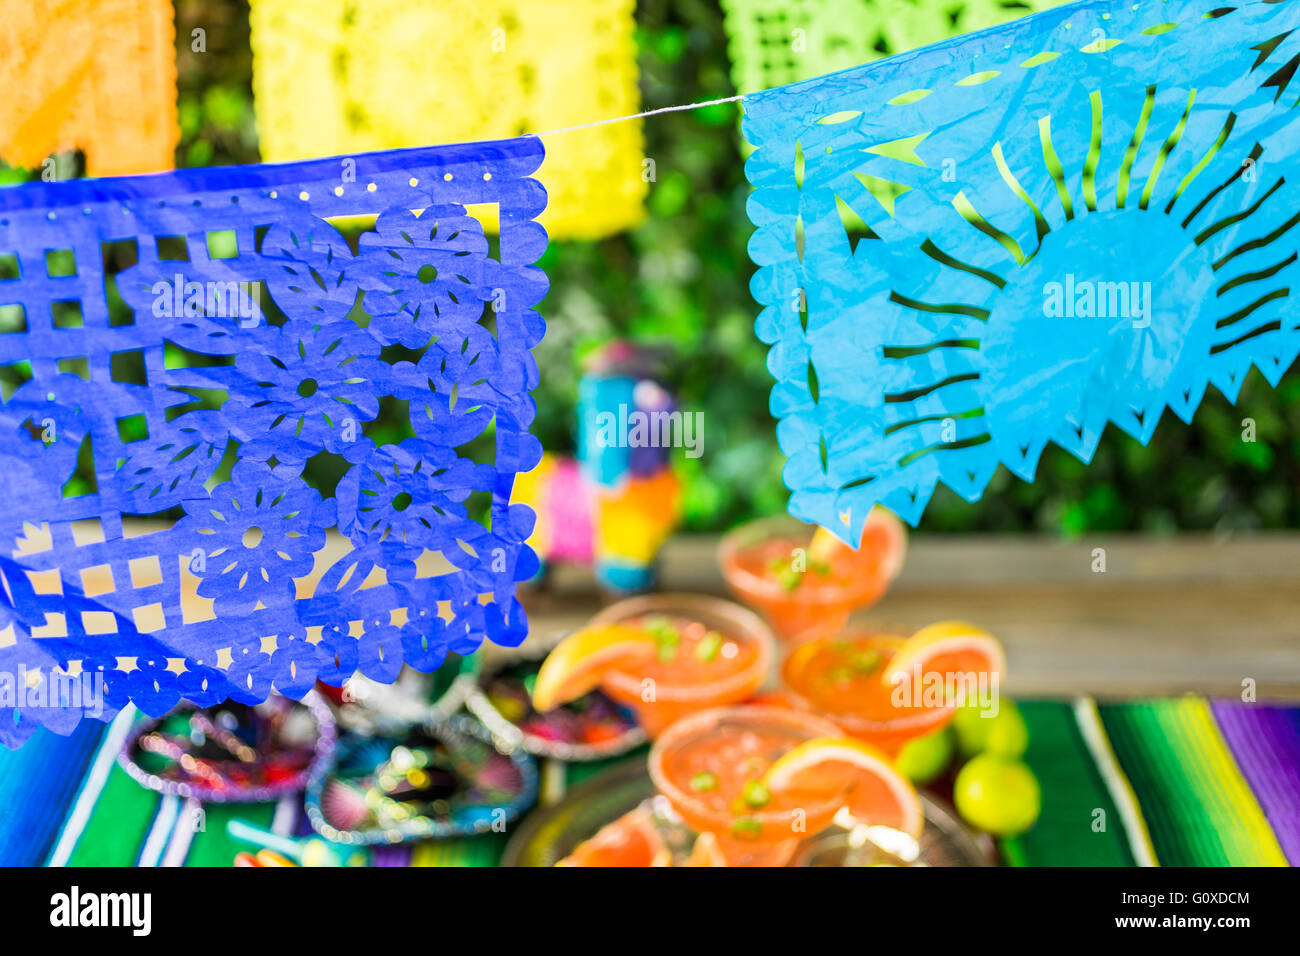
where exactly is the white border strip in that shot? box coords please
[271,794,297,836]
[46,707,136,867]
[137,795,181,867]
[1072,696,1158,867]
[160,798,201,868]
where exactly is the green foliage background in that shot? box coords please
[5,0,1297,534]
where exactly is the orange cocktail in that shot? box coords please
[781,622,1005,757]
[648,705,848,866]
[719,511,906,641]
[782,631,954,756]
[588,595,773,738]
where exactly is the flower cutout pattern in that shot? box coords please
[393,323,502,448]
[0,376,93,514]
[226,319,383,463]
[0,137,547,748]
[115,408,227,511]
[179,460,335,616]
[359,204,490,348]
[261,212,361,324]
[335,438,493,557]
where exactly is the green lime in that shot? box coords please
[952,700,1027,758]
[984,704,1029,758]
[953,754,1041,836]
[951,702,990,755]
[895,727,954,784]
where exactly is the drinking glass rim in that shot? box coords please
[718,515,884,604]
[781,629,959,731]
[647,704,849,830]
[589,593,775,702]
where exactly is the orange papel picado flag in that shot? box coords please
[0,0,178,176]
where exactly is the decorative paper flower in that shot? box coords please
[335,438,494,557]
[115,408,226,511]
[396,589,452,673]
[390,323,502,448]
[351,608,405,684]
[219,630,276,706]
[226,319,384,462]
[260,212,361,324]
[262,626,326,699]
[359,205,489,348]
[298,546,403,683]
[113,250,257,357]
[745,0,1300,539]
[0,376,92,520]
[310,621,362,689]
[178,460,335,616]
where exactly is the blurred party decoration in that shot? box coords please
[721,0,1064,93]
[120,694,335,802]
[467,631,645,761]
[0,0,178,176]
[331,654,479,735]
[228,818,370,867]
[305,715,538,844]
[251,0,645,240]
[0,138,548,749]
[742,0,1300,541]
[511,341,682,592]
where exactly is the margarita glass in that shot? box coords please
[781,625,1002,756]
[587,594,774,738]
[782,631,951,756]
[648,705,848,866]
[719,511,905,642]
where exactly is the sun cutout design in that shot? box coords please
[744,0,1300,541]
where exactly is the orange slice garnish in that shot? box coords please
[531,624,657,713]
[556,807,671,867]
[763,736,924,837]
[882,621,1005,706]
[808,506,907,586]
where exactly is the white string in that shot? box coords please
[532,94,744,136]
